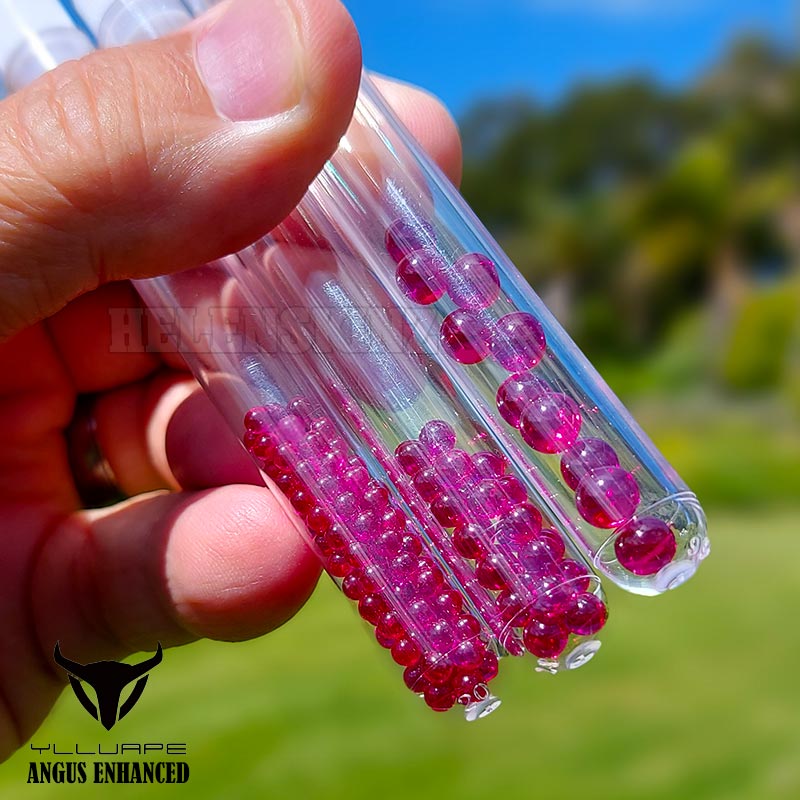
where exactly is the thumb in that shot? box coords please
[0,0,361,339]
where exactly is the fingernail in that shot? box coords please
[195,0,303,121]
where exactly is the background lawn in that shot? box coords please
[1,507,799,799]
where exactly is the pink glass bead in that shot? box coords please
[276,413,307,446]
[446,253,501,310]
[492,520,536,555]
[560,438,620,491]
[520,392,583,454]
[501,630,526,656]
[476,555,507,591]
[290,489,315,514]
[496,372,549,427]
[327,552,354,578]
[431,493,466,528]
[496,475,527,505]
[377,610,404,640]
[424,660,454,685]
[419,420,457,454]
[403,663,428,692]
[409,600,437,626]
[576,466,640,528]
[288,397,316,424]
[333,492,360,519]
[504,503,543,536]
[538,529,566,561]
[471,451,507,478]
[434,589,464,619]
[440,310,491,364]
[385,217,436,264]
[451,640,484,670]
[434,449,473,486]
[413,467,444,502]
[614,516,677,575]
[306,505,331,534]
[381,506,406,532]
[376,529,404,558]
[453,523,488,560]
[496,590,527,626]
[523,613,569,659]
[396,250,447,305]
[342,569,374,600]
[391,553,417,575]
[490,312,547,372]
[559,559,592,592]
[517,540,559,577]
[564,593,608,635]
[249,434,275,461]
[424,684,455,712]
[343,464,370,493]
[476,652,499,682]
[454,614,481,639]
[364,483,390,512]
[392,637,421,667]
[358,593,387,625]
[454,672,481,704]
[309,416,337,441]
[472,478,513,519]
[395,440,430,476]
[399,534,423,556]
[414,564,445,598]
[375,626,397,648]
[429,620,455,653]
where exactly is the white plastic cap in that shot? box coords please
[0,0,93,92]
[72,0,191,45]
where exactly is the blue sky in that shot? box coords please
[344,0,797,116]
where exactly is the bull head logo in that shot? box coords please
[53,642,163,730]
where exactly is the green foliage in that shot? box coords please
[720,280,800,391]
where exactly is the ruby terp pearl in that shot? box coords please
[522,613,569,659]
[419,419,457,454]
[440,310,491,364]
[490,312,547,373]
[520,393,583,454]
[396,250,447,305]
[385,217,436,264]
[496,371,549,427]
[564,593,608,635]
[575,466,641,529]
[447,253,501,309]
[614,516,677,575]
[560,438,620,491]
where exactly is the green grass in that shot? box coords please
[2,509,799,799]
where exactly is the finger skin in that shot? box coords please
[0,0,362,340]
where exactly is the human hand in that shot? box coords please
[0,0,461,759]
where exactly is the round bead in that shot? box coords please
[399,534,423,556]
[453,523,487,560]
[429,619,455,652]
[476,555,507,591]
[454,614,481,639]
[403,663,428,692]
[342,569,373,600]
[476,652,499,682]
[614,516,677,575]
[496,372,549,428]
[431,493,466,528]
[385,217,436,264]
[538,528,566,561]
[419,420,457,455]
[503,503,543,536]
[490,312,546,372]
[471,451,507,478]
[395,440,429,476]
[392,637,421,667]
[424,684,455,712]
[575,467,640,528]
[517,540,559,577]
[446,253,501,309]
[520,393,583,454]
[454,672,481,704]
[434,589,464,619]
[306,505,331,534]
[522,613,569,659]
[496,475,527,505]
[560,438,620,491]
[396,250,446,305]
[451,639,484,670]
[413,564,445,598]
[364,483,390,512]
[472,478,513,519]
[413,467,444,502]
[564,593,608,635]
[381,506,407,532]
[434,449,473,486]
[559,559,592,592]
[440,310,491,364]
[496,590,527,626]
[424,660,454,685]
[358,593,387,625]
[343,464,370,493]
[327,552,353,578]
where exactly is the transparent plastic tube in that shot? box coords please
[0,0,710,717]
